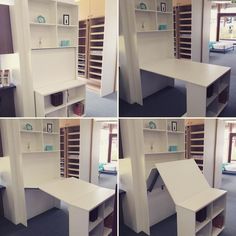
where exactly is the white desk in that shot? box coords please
[156,159,227,236]
[140,59,231,117]
[39,178,115,236]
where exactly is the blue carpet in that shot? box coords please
[119,51,236,117]
[0,208,68,236]
[120,174,236,236]
[85,90,117,117]
[119,81,186,117]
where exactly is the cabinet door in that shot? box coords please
[0,4,13,54]
[89,0,105,19]
[79,0,90,21]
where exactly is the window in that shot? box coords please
[99,123,117,163]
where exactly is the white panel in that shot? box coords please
[22,153,60,188]
[69,206,89,236]
[91,121,101,185]
[119,0,143,105]
[31,48,77,89]
[119,158,139,233]
[80,119,92,182]
[101,0,117,96]
[186,83,207,117]
[214,120,225,188]
[192,0,203,62]
[155,159,210,204]
[203,119,216,187]
[148,188,175,226]
[25,189,56,220]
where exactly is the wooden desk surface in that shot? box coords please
[39,178,115,211]
[140,59,231,87]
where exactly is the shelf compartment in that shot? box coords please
[67,86,86,104]
[30,24,57,49]
[195,205,212,233]
[21,132,43,153]
[28,0,56,25]
[45,107,67,117]
[57,1,78,26]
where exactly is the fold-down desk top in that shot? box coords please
[140,59,231,87]
[39,178,115,211]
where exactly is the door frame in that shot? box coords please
[228,132,236,163]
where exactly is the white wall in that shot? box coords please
[0,0,14,5]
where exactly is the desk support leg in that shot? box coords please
[69,205,89,236]
[186,83,207,117]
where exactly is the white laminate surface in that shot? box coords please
[155,159,210,204]
[39,178,115,210]
[140,59,231,87]
[35,80,86,96]
[178,188,226,212]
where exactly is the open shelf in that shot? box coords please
[35,80,86,117]
[28,0,78,49]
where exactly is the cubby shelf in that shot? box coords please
[142,119,185,176]
[134,0,173,33]
[35,80,86,117]
[28,0,78,49]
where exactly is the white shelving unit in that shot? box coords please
[156,159,227,236]
[28,0,78,49]
[143,119,185,177]
[19,119,60,188]
[134,0,173,32]
[10,0,87,117]
[35,80,86,117]
[141,119,185,229]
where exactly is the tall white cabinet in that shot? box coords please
[10,0,86,117]
[120,118,185,235]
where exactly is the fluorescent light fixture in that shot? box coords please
[0,0,14,5]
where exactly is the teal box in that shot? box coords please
[159,24,167,30]
[168,146,177,152]
[60,40,70,47]
[45,145,53,151]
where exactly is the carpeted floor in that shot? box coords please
[119,50,236,117]
[120,174,236,236]
[0,208,69,236]
[85,90,117,117]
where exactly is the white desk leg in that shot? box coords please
[176,206,195,236]
[186,83,207,117]
[69,205,89,236]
